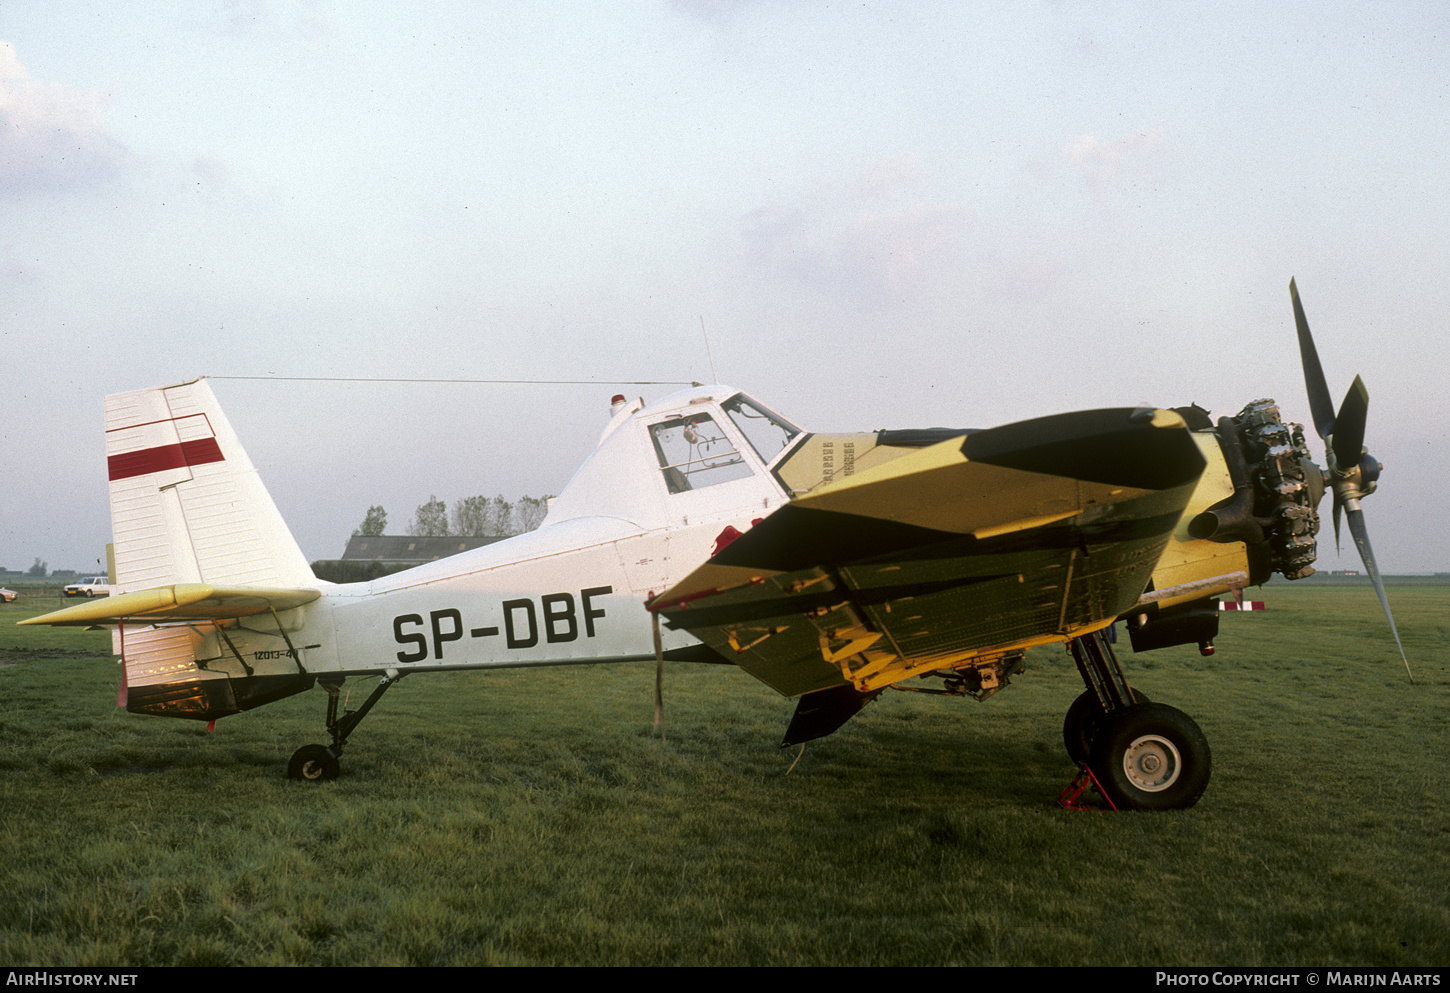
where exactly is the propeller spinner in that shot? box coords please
[1289,278,1409,681]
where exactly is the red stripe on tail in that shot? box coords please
[108,438,224,481]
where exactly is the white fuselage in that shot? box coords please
[178,385,799,685]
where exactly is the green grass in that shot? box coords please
[1,584,1447,966]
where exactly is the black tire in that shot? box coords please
[1063,689,1149,765]
[1063,691,1104,765]
[1089,702,1210,811]
[288,744,340,781]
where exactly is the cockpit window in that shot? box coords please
[721,394,800,465]
[649,412,754,493]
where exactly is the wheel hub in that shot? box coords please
[1123,734,1181,792]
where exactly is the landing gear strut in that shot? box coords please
[287,671,403,781]
[1064,629,1211,810]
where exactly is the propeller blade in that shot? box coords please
[1344,506,1412,682]
[1333,500,1342,554]
[1332,375,1369,470]
[1290,278,1338,440]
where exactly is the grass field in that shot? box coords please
[1,583,1446,966]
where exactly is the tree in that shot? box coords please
[451,495,523,536]
[450,495,493,536]
[408,496,450,536]
[352,505,388,537]
[27,557,47,578]
[486,495,513,537]
[353,493,551,542]
[513,495,551,532]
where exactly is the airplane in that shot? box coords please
[19,280,1402,811]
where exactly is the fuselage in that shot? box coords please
[45,378,1282,722]
[179,385,805,686]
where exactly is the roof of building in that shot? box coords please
[341,534,510,564]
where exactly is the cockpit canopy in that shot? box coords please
[543,386,802,530]
[648,394,800,495]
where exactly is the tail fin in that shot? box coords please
[105,378,315,590]
[19,379,321,722]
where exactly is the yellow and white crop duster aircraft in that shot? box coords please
[23,282,1403,810]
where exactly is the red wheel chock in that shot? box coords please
[1058,764,1119,811]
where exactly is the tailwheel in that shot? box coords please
[285,672,402,780]
[288,743,340,782]
[1089,703,1210,810]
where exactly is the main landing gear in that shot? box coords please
[287,671,403,781]
[1064,630,1211,810]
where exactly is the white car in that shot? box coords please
[0,588,16,603]
[63,576,109,598]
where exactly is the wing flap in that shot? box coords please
[18,584,322,627]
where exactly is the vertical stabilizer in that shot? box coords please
[105,378,315,591]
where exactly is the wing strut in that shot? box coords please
[212,621,254,676]
[268,605,308,674]
[651,609,665,737]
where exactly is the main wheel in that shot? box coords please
[1089,702,1209,811]
[288,744,340,781]
[1063,691,1104,765]
[1063,689,1149,764]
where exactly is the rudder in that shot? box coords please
[105,378,314,591]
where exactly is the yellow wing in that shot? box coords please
[19,584,322,626]
[650,407,1205,697]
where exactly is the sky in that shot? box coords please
[1,1,1446,576]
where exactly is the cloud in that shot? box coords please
[194,0,338,40]
[191,153,230,185]
[835,203,973,301]
[1065,125,1167,186]
[0,246,41,285]
[0,41,128,191]
[847,151,922,198]
[671,0,770,24]
[741,156,973,309]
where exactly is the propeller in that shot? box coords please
[1289,278,1410,681]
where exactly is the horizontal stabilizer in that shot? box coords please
[19,584,321,627]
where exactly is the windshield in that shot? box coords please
[721,394,800,465]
